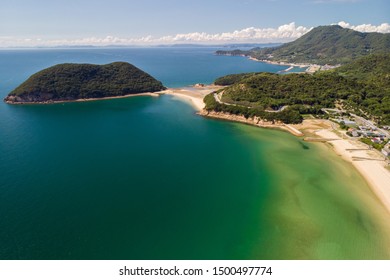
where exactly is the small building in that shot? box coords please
[371,137,382,144]
[346,121,357,126]
[382,147,390,157]
[351,131,359,137]
[336,119,356,126]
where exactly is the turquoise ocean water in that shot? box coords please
[1,48,389,259]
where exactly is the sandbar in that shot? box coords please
[162,85,224,110]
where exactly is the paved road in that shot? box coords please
[351,113,390,138]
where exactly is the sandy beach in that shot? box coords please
[293,119,390,214]
[162,85,224,110]
[317,129,390,213]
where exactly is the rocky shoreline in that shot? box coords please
[198,110,304,137]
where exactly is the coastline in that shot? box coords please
[217,53,309,72]
[177,85,390,215]
[248,56,341,73]
[4,91,162,105]
[316,129,390,214]
[227,54,339,73]
[164,85,304,137]
[248,56,310,68]
[6,83,390,214]
[198,110,304,137]
[162,85,224,111]
[247,56,313,73]
[197,106,390,215]
[292,119,390,214]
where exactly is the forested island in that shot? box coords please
[4,62,165,104]
[216,25,390,65]
[204,53,390,125]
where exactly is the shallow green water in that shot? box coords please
[236,125,390,259]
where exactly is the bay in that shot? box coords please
[0,48,389,259]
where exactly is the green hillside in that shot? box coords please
[214,73,259,86]
[216,25,390,65]
[334,53,390,88]
[208,53,390,124]
[5,62,165,103]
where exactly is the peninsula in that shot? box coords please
[4,62,166,104]
[216,25,390,65]
[204,53,390,126]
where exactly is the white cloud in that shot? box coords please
[156,23,311,43]
[336,21,390,33]
[1,21,389,48]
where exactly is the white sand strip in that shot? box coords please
[316,129,390,213]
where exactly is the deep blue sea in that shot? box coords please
[0,47,287,91]
[1,48,390,260]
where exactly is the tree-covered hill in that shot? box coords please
[334,52,390,88]
[208,53,390,124]
[220,72,357,109]
[216,25,390,65]
[332,53,390,122]
[4,62,166,103]
[214,73,259,86]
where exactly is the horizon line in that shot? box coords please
[1,21,389,48]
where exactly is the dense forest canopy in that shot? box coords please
[5,62,165,103]
[208,53,390,125]
[216,25,390,65]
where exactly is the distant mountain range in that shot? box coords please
[216,25,390,65]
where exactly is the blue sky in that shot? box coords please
[0,0,389,46]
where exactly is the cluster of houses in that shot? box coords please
[348,126,388,143]
[346,126,389,159]
[323,108,390,158]
[306,64,340,73]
